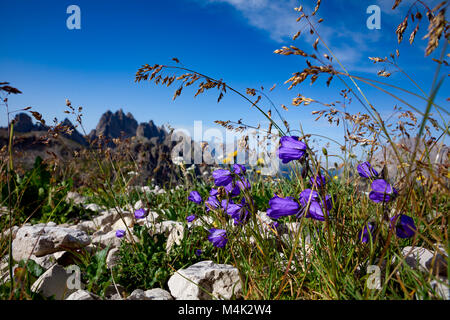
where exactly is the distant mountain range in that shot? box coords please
[2,110,447,186]
[87,109,167,144]
[0,109,198,185]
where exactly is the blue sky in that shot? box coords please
[0,0,448,157]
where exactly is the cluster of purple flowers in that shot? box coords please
[183,135,418,255]
[267,136,334,221]
[267,184,333,222]
[358,214,417,243]
[357,162,416,242]
[187,164,253,248]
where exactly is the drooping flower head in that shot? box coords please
[205,196,220,212]
[278,136,307,164]
[115,229,126,238]
[391,214,416,239]
[212,169,233,187]
[299,189,332,221]
[357,162,379,179]
[224,182,241,197]
[358,222,376,243]
[309,174,327,189]
[134,208,146,219]
[266,195,300,219]
[208,228,228,248]
[236,177,251,191]
[232,164,246,176]
[210,188,219,196]
[186,214,196,223]
[188,191,202,204]
[225,202,250,225]
[221,198,234,209]
[369,179,398,203]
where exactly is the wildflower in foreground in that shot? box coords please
[134,208,146,219]
[232,164,246,176]
[299,189,332,221]
[358,222,376,243]
[186,214,196,223]
[391,214,416,239]
[266,195,300,219]
[224,182,241,197]
[225,202,249,225]
[369,179,398,203]
[208,228,228,248]
[195,249,202,256]
[205,196,220,212]
[357,161,379,179]
[188,190,202,204]
[212,169,233,187]
[309,174,326,188]
[236,177,251,191]
[277,136,307,164]
[115,229,126,238]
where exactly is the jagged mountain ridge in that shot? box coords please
[0,110,191,185]
[6,109,168,146]
[88,109,167,143]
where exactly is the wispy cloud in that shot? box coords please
[196,0,389,74]
[199,0,301,42]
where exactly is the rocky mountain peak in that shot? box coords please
[91,109,138,139]
[13,113,45,132]
[88,109,167,143]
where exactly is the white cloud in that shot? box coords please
[195,0,406,74]
[200,0,302,42]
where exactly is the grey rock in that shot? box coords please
[127,288,173,300]
[30,254,57,270]
[401,246,448,276]
[31,265,80,299]
[142,288,173,300]
[106,248,120,269]
[92,210,120,228]
[167,260,242,300]
[65,289,99,300]
[148,221,184,253]
[429,279,449,300]
[66,192,87,205]
[91,230,122,249]
[84,203,102,212]
[12,224,91,261]
[1,226,19,241]
[76,220,98,233]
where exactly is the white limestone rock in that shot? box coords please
[12,224,91,261]
[111,216,134,231]
[167,260,242,300]
[83,203,103,212]
[91,230,123,249]
[148,221,184,253]
[65,289,99,300]
[66,192,86,205]
[401,246,448,276]
[429,279,449,300]
[127,288,173,300]
[31,264,81,299]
